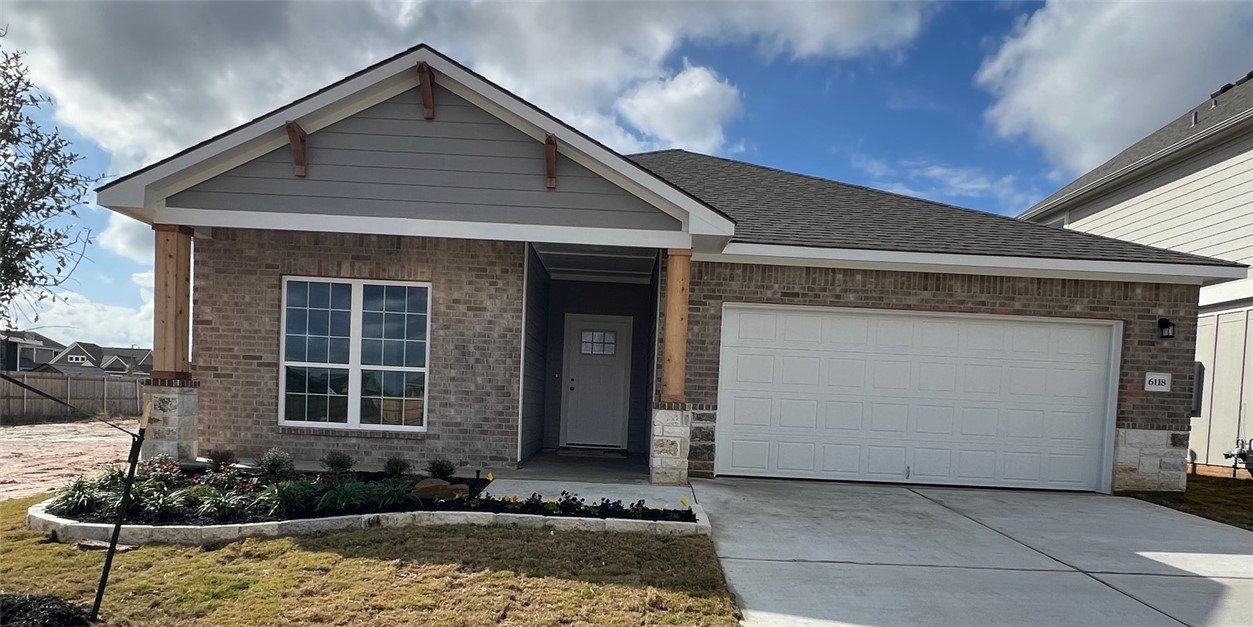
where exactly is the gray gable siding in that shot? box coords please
[168,85,679,231]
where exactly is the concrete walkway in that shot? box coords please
[693,478,1253,626]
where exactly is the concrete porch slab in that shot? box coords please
[484,478,693,509]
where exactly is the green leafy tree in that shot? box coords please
[0,30,94,328]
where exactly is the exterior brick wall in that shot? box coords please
[658,261,1200,484]
[193,229,523,469]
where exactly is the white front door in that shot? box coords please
[717,304,1119,491]
[561,314,633,448]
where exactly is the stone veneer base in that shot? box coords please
[27,501,711,546]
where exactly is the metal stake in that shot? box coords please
[90,401,151,622]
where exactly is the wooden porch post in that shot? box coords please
[150,225,193,380]
[660,248,692,403]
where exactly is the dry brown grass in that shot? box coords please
[0,495,739,626]
[1125,473,1253,531]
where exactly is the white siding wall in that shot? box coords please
[1068,131,1253,309]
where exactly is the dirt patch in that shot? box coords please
[0,419,136,500]
[1125,473,1253,531]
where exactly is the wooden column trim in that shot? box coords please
[285,121,308,177]
[152,224,193,379]
[417,61,436,119]
[660,248,693,404]
[545,133,558,189]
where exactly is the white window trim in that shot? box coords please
[67,354,87,364]
[279,275,432,432]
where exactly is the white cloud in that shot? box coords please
[14,272,153,347]
[617,65,742,153]
[2,1,934,171]
[849,151,1041,214]
[97,212,152,264]
[977,1,1253,176]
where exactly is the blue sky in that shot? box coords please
[6,1,1253,346]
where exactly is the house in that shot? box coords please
[37,341,153,377]
[1020,70,1253,472]
[95,44,1245,491]
[0,331,66,371]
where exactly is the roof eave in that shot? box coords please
[1020,106,1253,221]
[701,242,1248,286]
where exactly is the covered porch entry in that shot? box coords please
[518,243,662,478]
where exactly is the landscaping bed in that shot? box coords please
[1124,473,1253,531]
[1,495,740,626]
[40,449,697,529]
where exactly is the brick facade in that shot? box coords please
[660,261,1200,488]
[193,229,523,469]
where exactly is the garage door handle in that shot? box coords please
[905,466,911,480]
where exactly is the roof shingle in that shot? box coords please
[629,149,1240,267]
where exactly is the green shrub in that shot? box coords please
[196,490,251,522]
[177,484,219,508]
[204,449,238,467]
[137,484,187,521]
[316,479,368,513]
[320,451,356,474]
[257,448,297,481]
[425,457,456,481]
[197,465,244,491]
[47,477,105,518]
[365,480,412,509]
[254,481,318,517]
[382,454,411,478]
[93,465,127,491]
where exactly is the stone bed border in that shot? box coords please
[27,500,711,546]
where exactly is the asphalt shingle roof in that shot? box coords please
[629,149,1240,267]
[1026,70,1253,216]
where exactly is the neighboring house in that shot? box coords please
[96,44,1245,492]
[1021,70,1253,470]
[38,342,153,377]
[0,331,66,371]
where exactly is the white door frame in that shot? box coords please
[715,302,1124,493]
[560,313,633,448]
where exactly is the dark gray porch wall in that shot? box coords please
[520,248,550,459]
[543,279,658,453]
[167,85,681,232]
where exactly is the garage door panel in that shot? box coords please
[717,306,1115,491]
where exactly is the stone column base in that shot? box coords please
[141,379,200,462]
[651,409,691,485]
[1113,428,1188,491]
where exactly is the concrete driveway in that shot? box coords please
[692,478,1253,626]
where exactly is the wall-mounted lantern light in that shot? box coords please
[1158,318,1176,339]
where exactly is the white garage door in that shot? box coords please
[716,305,1118,491]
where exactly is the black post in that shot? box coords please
[90,424,146,621]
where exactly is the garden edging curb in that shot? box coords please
[26,501,712,546]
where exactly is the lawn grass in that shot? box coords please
[1125,473,1253,531]
[0,495,740,626]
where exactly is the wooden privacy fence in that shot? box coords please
[0,372,143,424]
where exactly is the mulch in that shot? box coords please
[0,594,94,626]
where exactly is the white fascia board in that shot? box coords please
[159,206,691,249]
[96,46,732,241]
[696,243,1248,285]
[1199,277,1253,308]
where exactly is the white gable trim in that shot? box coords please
[49,342,95,366]
[160,206,691,249]
[96,45,734,238]
[694,243,1247,286]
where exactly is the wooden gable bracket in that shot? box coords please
[417,61,436,119]
[545,133,558,189]
[284,121,308,177]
